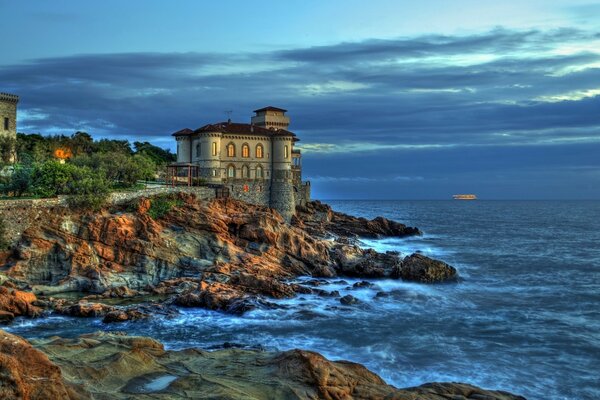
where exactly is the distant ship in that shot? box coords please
[453,194,477,200]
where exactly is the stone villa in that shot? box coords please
[170,106,310,221]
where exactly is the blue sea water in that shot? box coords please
[6,200,600,400]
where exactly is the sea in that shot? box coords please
[5,200,600,400]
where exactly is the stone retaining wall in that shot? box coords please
[0,186,216,246]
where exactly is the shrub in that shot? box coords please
[147,195,182,219]
[31,160,110,210]
[65,174,111,211]
[7,164,33,197]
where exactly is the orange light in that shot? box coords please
[54,148,73,160]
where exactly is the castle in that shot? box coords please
[171,106,310,221]
[0,93,19,161]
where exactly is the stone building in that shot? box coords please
[171,106,310,221]
[0,93,19,162]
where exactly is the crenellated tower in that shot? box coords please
[0,92,19,162]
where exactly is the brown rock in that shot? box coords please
[0,286,41,319]
[29,331,525,400]
[0,329,85,400]
[397,253,458,283]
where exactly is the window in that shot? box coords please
[212,142,217,156]
[227,165,236,178]
[243,184,249,192]
[196,142,201,157]
[3,118,8,130]
[242,165,250,178]
[242,144,250,158]
[212,169,217,177]
[227,143,235,157]
[284,145,289,159]
[256,144,264,158]
[256,165,263,179]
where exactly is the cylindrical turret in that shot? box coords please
[269,136,295,222]
[198,133,222,183]
[176,136,191,163]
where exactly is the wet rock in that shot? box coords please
[102,309,149,324]
[294,200,422,239]
[340,294,360,305]
[29,331,525,400]
[396,253,459,283]
[0,286,41,320]
[56,301,115,318]
[353,280,375,289]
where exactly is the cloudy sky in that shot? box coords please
[1,0,600,199]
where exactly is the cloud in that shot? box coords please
[2,26,600,198]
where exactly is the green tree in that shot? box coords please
[7,164,32,197]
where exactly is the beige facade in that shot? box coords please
[171,106,309,221]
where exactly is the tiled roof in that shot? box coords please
[253,106,287,113]
[194,122,296,137]
[172,128,193,136]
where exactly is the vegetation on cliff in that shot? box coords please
[0,131,175,202]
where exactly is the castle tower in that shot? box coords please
[269,135,295,222]
[0,93,19,162]
[251,106,290,130]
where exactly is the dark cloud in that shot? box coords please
[1,27,599,198]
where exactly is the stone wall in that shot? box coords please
[0,186,216,246]
[295,182,311,206]
[225,181,271,207]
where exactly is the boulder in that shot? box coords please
[397,253,458,283]
[0,329,84,400]
[0,286,41,320]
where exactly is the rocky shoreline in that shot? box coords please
[0,194,525,399]
[0,329,525,400]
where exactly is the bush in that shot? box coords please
[31,160,110,210]
[7,164,32,197]
[31,161,80,197]
[147,195,182,219]
[65,175,111,211]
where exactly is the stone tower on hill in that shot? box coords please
[0,93,18,139]
[170,106,310,222]
[0,92,19,162]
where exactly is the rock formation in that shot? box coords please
[23,330,524,400]
[0,329,83,400]
[1,194,456,317]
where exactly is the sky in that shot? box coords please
[1,0,599,200]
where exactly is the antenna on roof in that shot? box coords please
[225,110,233,124]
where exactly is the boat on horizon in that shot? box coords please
[453,194,477,200]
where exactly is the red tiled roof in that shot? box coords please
[253,106,287,113]
[194,122,296,137]
[172,128,193,136]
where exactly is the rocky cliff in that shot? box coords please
[1,195,456,316]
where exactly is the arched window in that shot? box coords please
[284,145,289,159]
[196,142,201,157]
[227,143,235,157]
[242,144,250,158]
[227,165,236,178]
[256,165,264,179]
[212,142,218,156]
[256,144,264,158]
[242,165,250,178]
